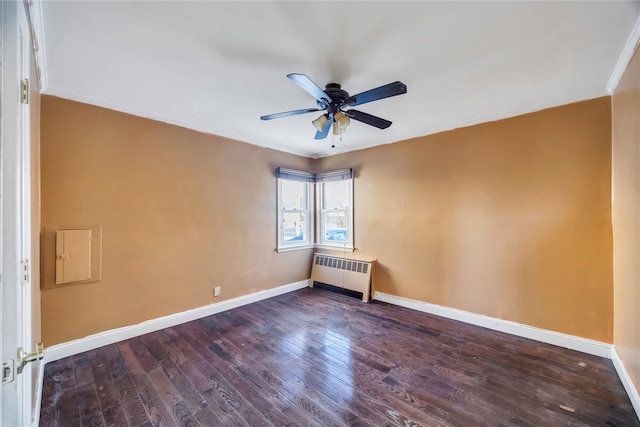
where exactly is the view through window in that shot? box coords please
[281,180,310,244]
[319,180,351,245]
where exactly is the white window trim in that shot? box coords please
[316,178,354,251]
[276,168,354,253]
[276,178,314,252]
[315,244,355,253]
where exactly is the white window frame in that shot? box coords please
[277,177,314,252]
[275,168,354,252]
[316,178,354,251]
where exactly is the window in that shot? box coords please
[317,176,353,250]
[277,169,314,251]
[276,167,353,252]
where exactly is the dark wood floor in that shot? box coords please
[40,287,638,426]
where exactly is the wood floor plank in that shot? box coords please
[184,324,280,426]
[120,338,158,374]
[89,350,125,425]
[230,305,408,426]
[147,367,184,419]
[113,373,150,426]
[206,343,296,426]
[73,354,95,388]
[199,321,353,426]
[218,332,369,424]
[101,407,129,427]
[54,380,81,427]
[193,405,226,426]
[38,405,57,427]
[165,326,248,426]
[170,359,230,427]
[41,287,640,427]
[175,325,320,427]
[234,296,556,426]
[127,371,175,427]
[158,357,208,415]
[47,357,76,392]
[101,344,129,381]
[76,382,104,426]
[172,401,200,427]
[230,304,444,425]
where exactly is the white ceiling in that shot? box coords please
[34,1,640,158]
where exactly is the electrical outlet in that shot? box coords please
[213,286,221,297]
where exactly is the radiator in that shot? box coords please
[310,253,374,302]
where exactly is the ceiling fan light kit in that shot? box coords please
[312,114,328,131]
[333,124,346,136]
[334,112,350,129]
[260,73,407,142]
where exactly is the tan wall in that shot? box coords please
[42,95,614,345]
[318,97,613,342]
[40,96,314,345]
[612,46,640,391]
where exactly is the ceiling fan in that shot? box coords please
[260,73,407,140]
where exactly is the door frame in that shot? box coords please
[1,1,35,425]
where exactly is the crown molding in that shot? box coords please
[607,15,640,94]
[25,0,47,91]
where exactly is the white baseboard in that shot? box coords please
[611,347,640,420]
[44,280,309,363]
[373,291,612,358]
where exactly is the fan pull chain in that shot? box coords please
[331,123,344,149]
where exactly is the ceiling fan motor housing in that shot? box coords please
[318,83,350,114]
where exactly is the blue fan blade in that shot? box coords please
[288,73,333,104]
[261,108,320,120]
[347,81,407,107]
[345,110,392,129]
[314,113,334,140]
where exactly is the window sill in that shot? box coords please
[315,244,355,253]
[276,244,355,253]
[277,244,315,253]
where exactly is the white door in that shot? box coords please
[1,1,35,425]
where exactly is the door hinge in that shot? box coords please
[17,343,44,374]
[2,360,15,384]
[20,79,29,104]
[21,260,30,284]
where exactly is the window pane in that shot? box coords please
[324,211,347,241]
[283,212,307,242]
[323,181,349,209]
[282,180,305,210]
